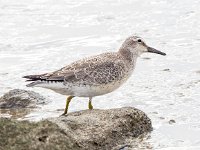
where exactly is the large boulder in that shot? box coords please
[0,118,81,150]
[51,107,152,150]
[0,107,152,150]
[0,89,46,109]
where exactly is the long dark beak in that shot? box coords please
[147,47,166,56]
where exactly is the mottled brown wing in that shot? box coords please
[42,57,97,82]
[66,61,125,85]
[38,52,125,85]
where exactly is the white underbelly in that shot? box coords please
[71,81,123,97]
[35,78,128,97]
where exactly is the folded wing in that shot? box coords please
[23,53,126,86]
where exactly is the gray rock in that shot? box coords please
[0,89,46,109]
[50,107,152,150]
[0,118,81,150]
[0,107,152,150]
[169,119,176,124]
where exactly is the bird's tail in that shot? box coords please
[23,75,44,81]
[23,74,45,87]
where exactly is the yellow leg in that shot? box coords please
[88,97,93,110]
[61,96,74,116]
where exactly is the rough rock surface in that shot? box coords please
[0,107,152,150]
[0,118,81,150]
[50,107,152,150]
[0,89,46,109]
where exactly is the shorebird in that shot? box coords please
[23,36,166,115]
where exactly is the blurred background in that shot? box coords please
[0,0,200,149]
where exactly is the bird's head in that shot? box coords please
[120,36,166,57]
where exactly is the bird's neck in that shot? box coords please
[118,47,139,65]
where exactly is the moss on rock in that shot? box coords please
[0,118,81,150]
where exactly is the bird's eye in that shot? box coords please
[137,39,142,43]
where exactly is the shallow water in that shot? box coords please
[0,0,200,149]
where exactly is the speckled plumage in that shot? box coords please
[43,52,131,85]
[24,51,136,97]
[23,36,165,98]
